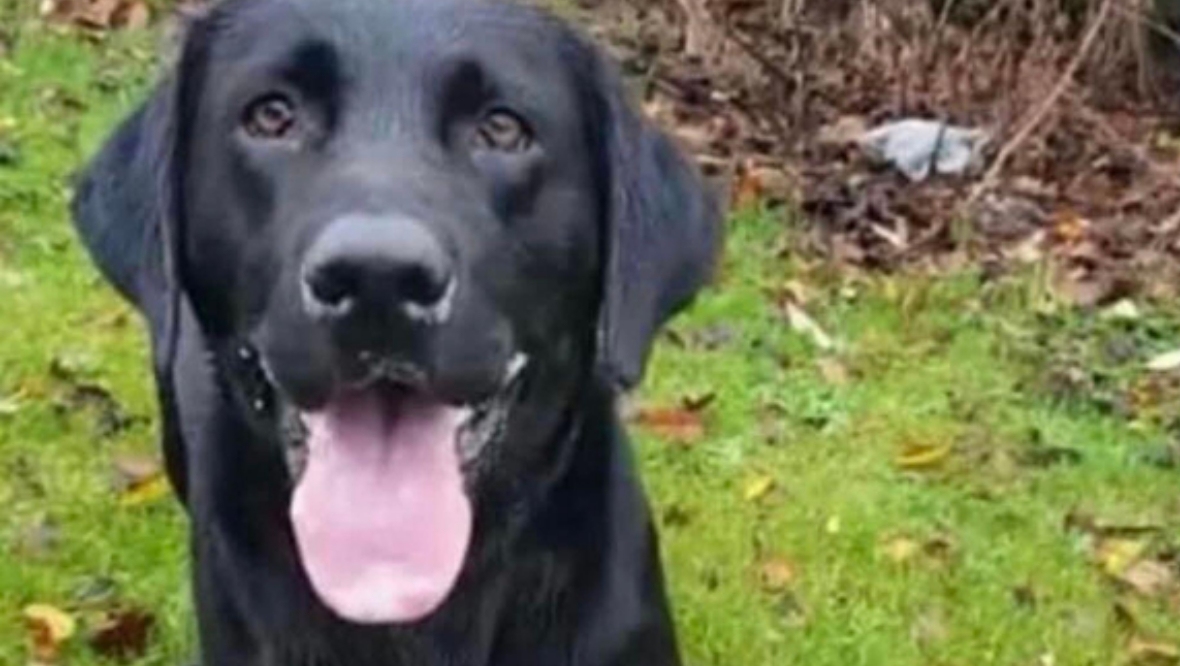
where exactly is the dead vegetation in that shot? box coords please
[582,0,1180,304]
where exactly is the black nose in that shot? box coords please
[301,215,454,324]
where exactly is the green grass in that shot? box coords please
[4,13,1180,666]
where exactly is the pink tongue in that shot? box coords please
[290,390,472,624]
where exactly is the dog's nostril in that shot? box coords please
[400,261,450,307]
[306,263,360,309]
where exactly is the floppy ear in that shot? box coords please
[70,62,188,501]
[590,55,724,391]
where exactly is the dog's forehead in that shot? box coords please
[207,0,574,80]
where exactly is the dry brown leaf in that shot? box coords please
[111,453,161,490]
[24,604,76,664]
[88,606,155,662]
[731,160,763,210]
[742,475,775,502]
[42,0,149,30]
[818,115,868,146]
[1117,559,1177,599]
[756,556,797,592]
[117,1,149,29]
[1127,636,1180,666]
[632,406,705,446]
[77,0,120,28]
[1050,209,1090,246]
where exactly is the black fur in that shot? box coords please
[70,1,721,664]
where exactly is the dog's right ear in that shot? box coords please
[69,7,211,502]
[71,84,175,321]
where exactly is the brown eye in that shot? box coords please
[243,94,297,140]
[473,110,531,152]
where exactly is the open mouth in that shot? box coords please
[276,352,528,484]
[262,352,527,626]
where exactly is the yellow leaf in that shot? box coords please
[1096,538,1148,577]
[118,473,170,507]
[825,515,841,534]
[881,536,920,564]
[895,442,952,470]
[743,475,776,502]
[24,604,76,663]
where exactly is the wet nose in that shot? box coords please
[301,214,454,326]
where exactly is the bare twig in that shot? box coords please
[963,0,1116,210]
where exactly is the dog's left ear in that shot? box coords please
[587,52,724,391]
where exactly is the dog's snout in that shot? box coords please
[301,215,454,324]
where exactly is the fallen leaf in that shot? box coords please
[756,556,797,592]
[743,475,776,502]
[632,406,705,446]
[1050,209,1090,245]
[24,604,76,664]
[783,302,835,351]
[1118,559,1177,599]
[817,115,868,146]
[1127,636,1180,666]
[115,1,149,29]
[881,536,920,564]
[88,606,155,662]
[895,442,952,470]
[731,160,763,209]
[0,393,22,415]
[117,472,169,507]
[1095,538,1148,577]
[1147,349,1180,372]
[110,453,161,492]
[1102,299,1141,321]
[824,515,841,534]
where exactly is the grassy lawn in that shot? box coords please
[4,11,1180,666]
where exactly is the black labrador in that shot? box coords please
[70,0,720,663]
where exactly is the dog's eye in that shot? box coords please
[242,94,298,140]
[472,110,531,153]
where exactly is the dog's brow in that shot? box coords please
[277,40,342,102]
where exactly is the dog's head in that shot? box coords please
[73,0,720,626]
